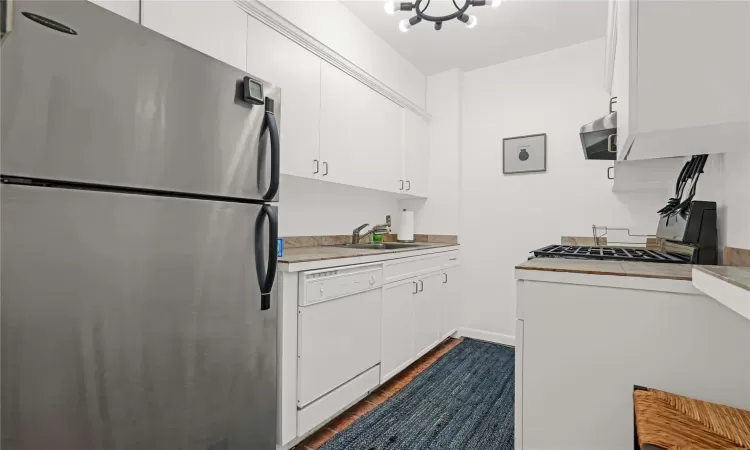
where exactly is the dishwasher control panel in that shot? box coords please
[298,263,384,307]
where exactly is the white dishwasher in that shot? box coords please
[297,263,383,409]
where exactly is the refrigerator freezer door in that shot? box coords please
[1,1,280,202]
[1,185,278,450]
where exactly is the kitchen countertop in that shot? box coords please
[515,257,694,281]
[279,243,459,264]
[692,266,750,321]
[694,266,750,292]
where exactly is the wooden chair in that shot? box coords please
[633,386,750,450]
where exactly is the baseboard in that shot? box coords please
[456,328,515,347]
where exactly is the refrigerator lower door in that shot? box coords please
[1,184,278,450]
[1,0,280,202]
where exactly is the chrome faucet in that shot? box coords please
[351,216,392,244]
[352,223,369,244]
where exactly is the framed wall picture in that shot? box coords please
[503,133,547,174]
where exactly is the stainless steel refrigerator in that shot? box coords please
[1,2,280,449]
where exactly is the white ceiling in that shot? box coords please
[341,0,608,75]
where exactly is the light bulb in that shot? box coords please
[384,1,397,15]
[399,18,411,32]
[491,0,502,7]
[465,14,478,28]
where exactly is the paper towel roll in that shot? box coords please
[398,209,414,242]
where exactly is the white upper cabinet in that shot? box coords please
[141,1,247,71]
[611,157,685,192]
[246,17,321,180]
[608,0,749,161]
[139,2,430,196]
[319,62,403,193]
[402,109,429,198]
[88,0,140,22]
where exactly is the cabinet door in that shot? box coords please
[381,279,417,383]
[246,17,321,180]
[636,1,748,135]
[403,109,429,197]
[413,272,443,359]
[142,1,247,70]
[88,0,140,22]
[612,0,634,159]
[515,319,524,450]
[319,62,403,192]
[440,266,461,340]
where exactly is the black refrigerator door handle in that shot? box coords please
[262,102,280,201]
[254,205,278,311]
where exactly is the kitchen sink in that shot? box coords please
[336,242,427,250]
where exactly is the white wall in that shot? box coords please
[263,0,425,108]
[278,175,401,237]
[401,69,462,236]
[460,39,668,338]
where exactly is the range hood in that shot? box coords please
[580,98,617,160]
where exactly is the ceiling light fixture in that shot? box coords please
[386,0,498,32]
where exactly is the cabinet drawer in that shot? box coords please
[383,254,443,283]
[441,250,460,267]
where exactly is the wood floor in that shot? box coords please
[294,337,464,450]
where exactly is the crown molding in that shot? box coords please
[234,0,431,121]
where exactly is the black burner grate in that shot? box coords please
[532,245,691,264]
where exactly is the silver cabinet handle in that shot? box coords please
[418,280,424,292]
[607,166,614,180]
[607,134,617,153]
[413,281,418,294]
[400,180,404,190]
[313,159,319,174]
[443,273,448,283]
[406,180,411,191]
[322,162,329,176]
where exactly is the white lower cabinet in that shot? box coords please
[516,277,750,450]
[440,266,461,340]
[279,249,460,448]
[380,279,417,383]
[380,259,462,384]
[515,319,524,450]
[413,272,443,359]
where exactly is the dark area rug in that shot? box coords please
[320,338,515,450]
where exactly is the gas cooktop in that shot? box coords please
[532,245,692,264]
